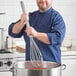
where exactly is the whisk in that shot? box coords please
[20,1,43,67]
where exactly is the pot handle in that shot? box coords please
[61,64,66,70]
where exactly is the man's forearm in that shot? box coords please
[12,13,29,34]
[12,21,25,34]
[35,32,51,44]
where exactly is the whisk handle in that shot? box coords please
[20,1,30,27]
[20,1,26,13]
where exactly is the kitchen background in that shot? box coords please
[0,0,76,76]
[0,0,76,47]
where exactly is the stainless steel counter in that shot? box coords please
[61,46,76,56]
[14,46,76,57]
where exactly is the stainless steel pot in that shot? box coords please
[13,61,66,76]
[0,28,13,52]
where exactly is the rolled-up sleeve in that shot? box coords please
[8,23,24,38]
[47,13,66,45]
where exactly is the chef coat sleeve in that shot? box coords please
[8,20,26,38]
[47,13,66,45]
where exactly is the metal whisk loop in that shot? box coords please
[30,37,43,67]
[30,37,43,61]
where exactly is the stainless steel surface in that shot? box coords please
[0,13,5,15]
[20,1,26,13]
[0,30,15,71]
[0,28,5,50]
[20,1,30,27]
[0,71,12,76]
[14,61,62,76]
[0,28,13,53]
[0,29,15,72]
[0,53,14,71]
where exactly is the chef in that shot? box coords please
[8,0,66,64]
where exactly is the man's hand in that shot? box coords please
[25,27,38,37]
[12,13,29,34]
[25,26,50,44]
[20,13,29,23]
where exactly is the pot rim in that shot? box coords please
[14,61,61,70]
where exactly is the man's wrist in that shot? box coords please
[33,31,39,38]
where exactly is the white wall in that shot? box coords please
[0,0,76,46]
[0,0,37,28]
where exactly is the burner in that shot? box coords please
[0,49,11,53]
